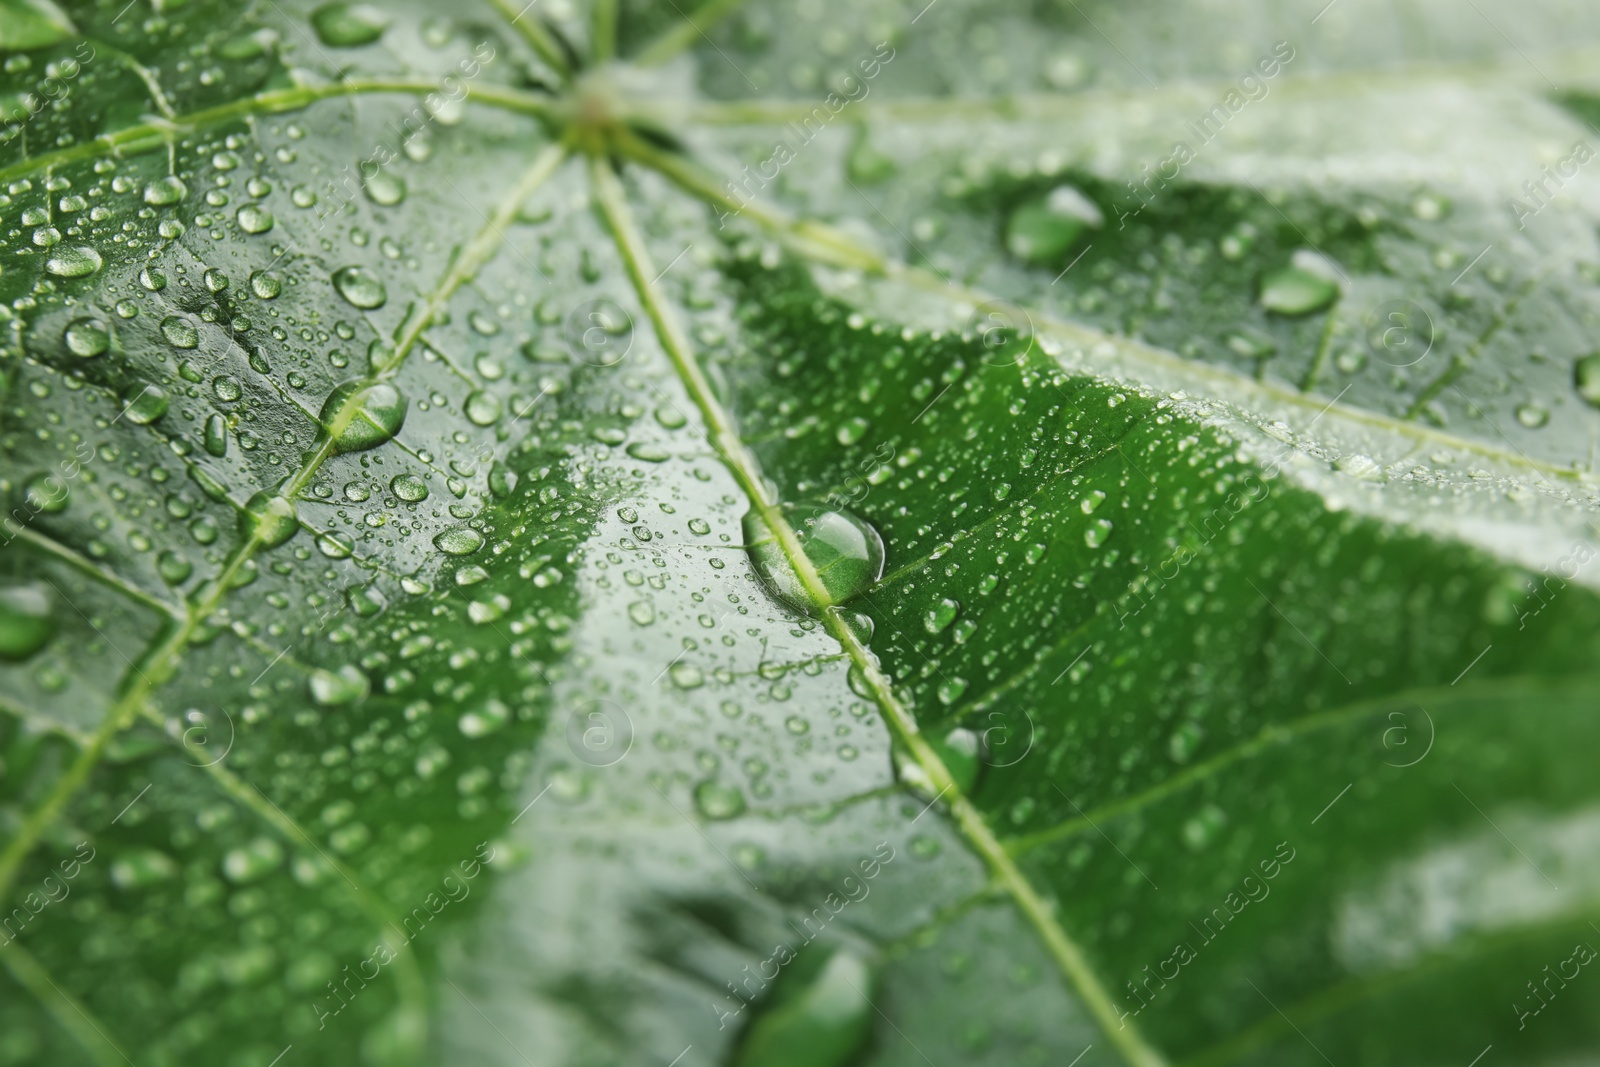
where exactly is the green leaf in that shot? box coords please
[3,2,1600,1067]
[0,0,75,52]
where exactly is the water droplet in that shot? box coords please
[250,271,282,299]
[0,583,54,661]
[143,176,187,206]
[318,379,407,453]
[1182,804,1227,850]
[22,472,69,513]
[836,416,869,446]
[731,948,877,1066]
[64,316,110,358]
[391,473,428,501]
[1168,721,1203,763]
[213,375,242,402]
[743,503,885,614]
[468,595,510,624]
[1006,185,1102,265]
[160,316,199,349]
[669,662,705,689]
[458,698,509,737]
[241,490,299,548]
[688,517,711,535]
[617,506,639,524]
[363,171,406,206]
[331,265,387,309]
[121,384,169,424]
[463,390,501,426]
[309,664,369,706]
[204,413,229,456]
[693,778,746,819]
[111,849,178,888]
[1080,489,1106,514]
[236,204,274,233]
[628,600,656,626]
[1084,518,1113,548]
[1259,265,1338,316]
[1514,401,1550,429]
[625,442,670,462]
[44,245,102,278]
[156,550,192,585]
[223,837,284,882]
[1576,353,1600,408]
[433,526,483,555]
[924,597,960,634]
[311,2,391,46]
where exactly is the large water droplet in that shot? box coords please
[312,2,391,46]
[730,947,878,1067]
[433,526,483,556]
[64,316,110,358]
[161,316,199,349]
[111,849,178,888]
[463,390,501,426]
[1259,264,1338,316]
[0,583,54,661]
[331,265,387,309]
[743,503,885,614]
[241,490,299,548]
[1005,185,1102,265]
[44,245,102,278]
[223,837,284,883]
[693,778,746,820]
[236,204,275,234]
[363,171,406,206]
[1576,353,1600,408]
[309,664,369,706]
[22,472,70,513]
[121,384,169,424]
[204,413,229,457]
[391,473,428,501]
[318,379,407,453]
[143,176,187,206]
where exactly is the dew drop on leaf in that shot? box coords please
[743,503,885,613]
[1258,265,1339,316]
[121,384,169,425]
[1576,353,1600,408]
[318,380,407,453]
[110,849,178,888]
[142,176,187,206]
[249,271,282,299]
[391,473,428,501]
[22,472,68,513]
[44,245,102,278]
[730,947,876,1067]
[363,171,406,206]
[924,597,960,634]
[1005,185,1102,265]
[433,526,483,556]
[693,778,746,820]
[236,204,274,234]
[331,265,387,309]
[63,316,110,358]
[222,837,284,883]
[240,491,299,548]
[160,316,199,349]
[0,583,54,662]
[203,413,228,457]
[311,2,391,46]
[309,664,369,706]
[463,390,501,426]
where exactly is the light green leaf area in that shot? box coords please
[1,2,1599,1067]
